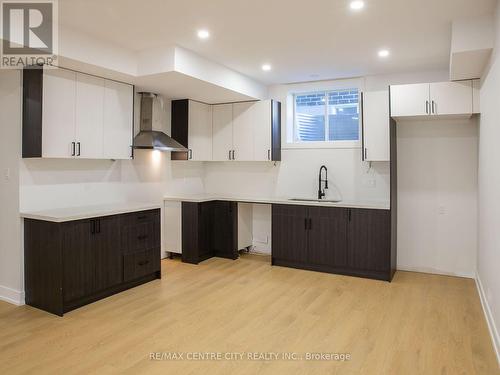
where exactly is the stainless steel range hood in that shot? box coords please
[133,92,187,152]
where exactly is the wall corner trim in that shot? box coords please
[475,273,500,366]
[0,285,25,306]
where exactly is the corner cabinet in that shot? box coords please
[390,81,474,119]
[181,201,238,264]
[24,209,161,316]
[271,204,395,281]
[172,99,281,162]
[22,66,134,160]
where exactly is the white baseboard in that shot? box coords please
[0,285,25,306]
[396,265,475,279]
[475,274,500,366]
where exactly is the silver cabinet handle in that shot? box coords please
[228,150,232,160]
[432,100,436,114]
[71,142,76,156]
[268,149,271,160]
[188,149,193,160]
[426,100,429,114]
[232,150,235,160]
[76,142,81,156]
[364,148,368,160]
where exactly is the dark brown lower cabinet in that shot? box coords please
[94,215,123,292]
[181,201,238,264]
[271,204,308,263]
[24,209,161,316]
[307,206,349,269]
[181,202,212,264]
[62,219,94,302]
[211,201,238,260]
[272,204,395,281]
[348,208,391,274]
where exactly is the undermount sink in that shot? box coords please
[288,198,342,203]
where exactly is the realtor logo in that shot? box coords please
[1,0,58,68]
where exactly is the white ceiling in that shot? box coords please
[59,0,496,85]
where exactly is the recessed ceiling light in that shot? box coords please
[378,49,390,58]
[197,29,210,39]
[350,1,365,11]
[262,64,272,71]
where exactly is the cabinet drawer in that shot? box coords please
[123,248,160,282]
[120,209,159,227]
[121,222,160,253]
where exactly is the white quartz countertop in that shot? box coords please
[20,202,162,223]
[164,195,390,210]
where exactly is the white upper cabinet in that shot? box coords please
[390,83,429,118]
[362,91,390,162]
[75,73,104,159]
[42,68,77,158]
[103,80,133,160]
[173,99,280,162]
[23,67,134,160]
[188,100,212,161]
[253,100,272,161]
[232,102,255,161]
[429,81,472,116]
[211,100,276,161]
[212,104,233,161]
[390,81,474,119]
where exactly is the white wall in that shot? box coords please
[477,0,500,363]
[0,70,23,305]
[397,119,478,278]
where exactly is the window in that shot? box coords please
[293,88,360,143]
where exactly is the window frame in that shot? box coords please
[289,88,362,149]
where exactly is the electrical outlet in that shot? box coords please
[362,177,376,188]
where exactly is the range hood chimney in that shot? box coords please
[133,92,187,152]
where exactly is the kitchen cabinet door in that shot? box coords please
[232,102,255,161]
[210,201,238,259]
[94,216,123,292]
[188,100,212,161]
[348,208,391,272]
[182,202,213,264]
[62,220,94,302]
[75,73,105,158]
[429,81,472,116]
[362,91,390,161]
[272,204,308,263]
[390,83,429,117]
[212,104,233,161]
[307,207,348,268]
[41,68,76,158]
[103,80,133,159]
[253,100,272,161]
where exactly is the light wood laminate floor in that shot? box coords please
[0,254,498,374]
